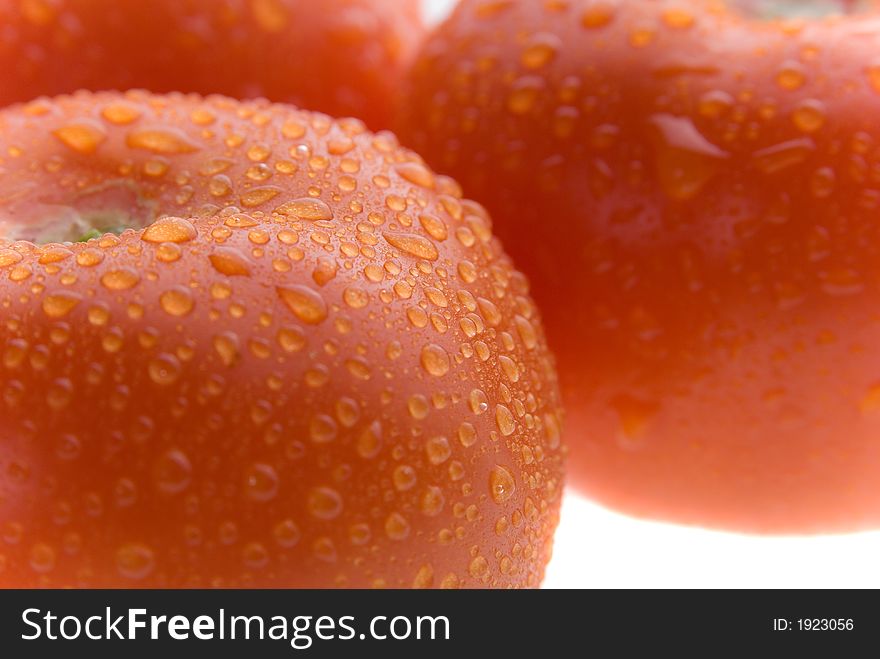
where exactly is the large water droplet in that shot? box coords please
[307,486,343,520]
[141,217,197,243]
[159,287,195,317]
[274,198,333,221]
[29,543,56,573]
[52,120,107,154]
[273,518,301,548]
[383,233,439,261]
[426,436,451,465]
[148,353,181,386]
[649,114,729,200]
[277,285,328,324]
[520,33,560,69]
[356,421,383,459]
[126,127,200,154]
[244,463,279,502]
[420,344,450,377]
[116,542,155,580]
[154,449,192,494]
[41,292,81,319]
[495,404,516,436]
[489,465,516,503]
[209,247,252,277]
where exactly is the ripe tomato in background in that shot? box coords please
[0,0,423,129]
[0,91,565,587]
[399,0,880,533]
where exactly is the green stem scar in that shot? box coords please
[76,225,129,243]
[7,181,158,244]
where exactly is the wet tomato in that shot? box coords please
[0,91,565,587]
[399,0,880,532]
[0,0,424,129]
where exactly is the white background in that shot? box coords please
[421,0,880,589]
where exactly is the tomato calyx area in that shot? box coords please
[0,181,157,244]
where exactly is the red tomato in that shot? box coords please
[0,0,423,128]
[0,91,565,587]
[398,0,880,533]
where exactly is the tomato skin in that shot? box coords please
[0,0,423,128]
[398,0,880,533]
[0,92,565,588]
